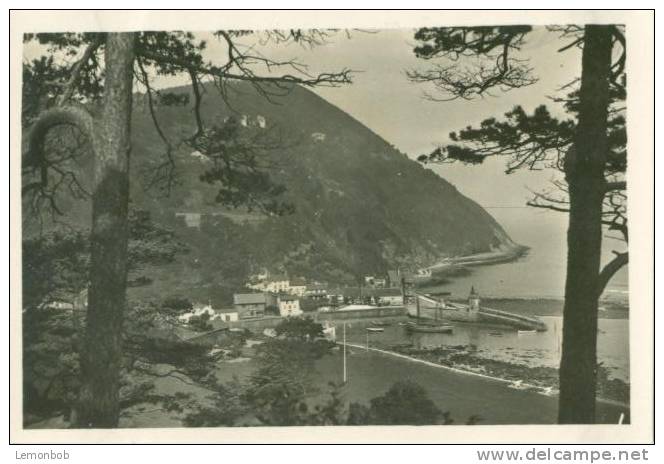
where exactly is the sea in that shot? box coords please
[354,207,630,383]
[427,207,629,302]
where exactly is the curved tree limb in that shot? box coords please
[597,251,628,298]
[187,68,204,138]
[24,105,96,186]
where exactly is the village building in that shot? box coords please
[215,308,239,322]
[288,277,307,297]
[44,300,75,311]
[277,295,302,318]
[368,288,404,306]
[364,275,387,288]
[304,283,328,300]
[263,275,290,293]
[245,280,267,292]
[45,288,90,312]
[233,293,267,319]
[178,303,217,323]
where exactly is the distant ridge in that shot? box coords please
[44,81,519,291]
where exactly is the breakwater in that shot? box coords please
[315,305,406,321]
[411,295,547,331]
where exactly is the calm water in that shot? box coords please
[340,316,629,382]
[339,208,630,383]
[429,208,629,301]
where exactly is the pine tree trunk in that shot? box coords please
[75,33,135,428]
[558,26,612,424]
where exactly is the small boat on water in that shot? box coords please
[405,295,454,333]
[366,327,385,333]
[517,329,537,335]
[488,331,504,336]
[405,321,453,334]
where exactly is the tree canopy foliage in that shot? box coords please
[412,25,628,296]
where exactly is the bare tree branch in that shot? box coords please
[597,251,628,298]
[55,37,104,106]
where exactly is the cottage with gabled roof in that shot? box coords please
[233,293,266,319]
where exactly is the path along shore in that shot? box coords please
[317,343,629,425]
[425,244,528,273]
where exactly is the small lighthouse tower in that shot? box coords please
[468,286,481,312]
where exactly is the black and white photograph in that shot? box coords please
[9,9,654,444]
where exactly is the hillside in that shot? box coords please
[127,81,518,289]
[27,81,519,300]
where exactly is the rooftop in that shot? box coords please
[233,293,267,305]
[338,304,375,311]
[216,308,239,314]
[306,284,328,291]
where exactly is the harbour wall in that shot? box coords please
[195,306,407,336]
[315,306,406,321]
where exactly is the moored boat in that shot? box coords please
[370,320,392,327]
[405,321,453,333]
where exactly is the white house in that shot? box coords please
[246,281,267,292]
[288,278,307,297]
[264,275,290,293]
[44,300,75,311]
[278,295,302,317]
[373,288,404,306]
[216,308,239,322]
[179,303,216,322]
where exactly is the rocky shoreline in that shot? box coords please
[386,343,629,405]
